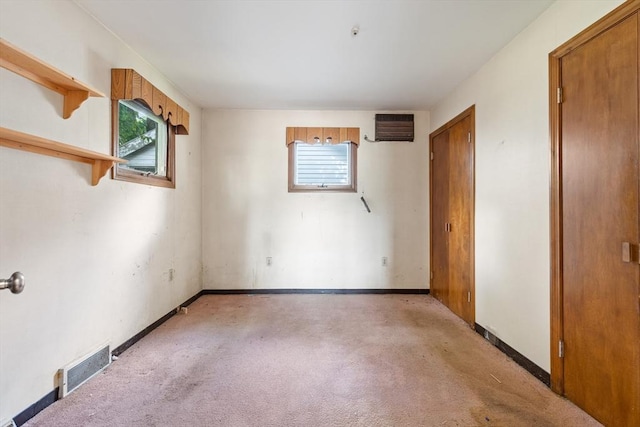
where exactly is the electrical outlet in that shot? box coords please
[1,419,17,427]
[266,257,272,266]
[382,257,388,267]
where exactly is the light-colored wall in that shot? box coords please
[430,0,624,372]
[0,0,202,421]
[0,0,626,421]
[202,110,429,290]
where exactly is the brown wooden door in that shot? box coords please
[559,12,640,427]
[430,107,475,326]
[448,116,473,324]
[431,130,450,307]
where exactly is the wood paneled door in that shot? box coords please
[550,2,640,426]
[430,106,475,326]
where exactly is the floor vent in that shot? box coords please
[59,344,110,398]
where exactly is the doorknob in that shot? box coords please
[0,272,25,294]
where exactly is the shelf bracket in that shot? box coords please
[0,38,105,119]
[0,126,125,186]
[91,159,115,186]
[63,90,90,119]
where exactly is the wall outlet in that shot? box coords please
[266,257,272,266]
[1,419,17,427]
[382,257,388,267]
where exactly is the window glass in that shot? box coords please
[117,100,167,176]
[295,142,350,186]
[288,141,356,192]
[112,99,175,188]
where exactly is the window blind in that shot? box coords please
[295,142,350,185]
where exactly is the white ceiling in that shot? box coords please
[75,0,553,110]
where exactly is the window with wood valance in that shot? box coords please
[111,69,190,135]
[111,68,190,188]
[286,127,360,192]
[285,127,359,147]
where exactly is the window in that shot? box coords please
[111,68,190,189]
[112,100,175,188]
[287,127,359,192]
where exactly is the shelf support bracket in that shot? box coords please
[91,160,115,186]
[0,38,105,119]
[63,90,90,119]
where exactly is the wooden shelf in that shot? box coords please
[0,38,105,118]
[0,127,125,186]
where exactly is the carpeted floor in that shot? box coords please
[24,294,600,426]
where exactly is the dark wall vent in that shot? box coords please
[375,114,414,141]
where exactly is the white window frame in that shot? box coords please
[112,99,175,188]
[288,141,357,192]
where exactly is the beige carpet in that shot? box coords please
[24,294,600,426]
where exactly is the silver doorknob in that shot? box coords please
[0,272,25,294]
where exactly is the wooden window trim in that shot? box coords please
[111,69,189,135]
[111,68,187,188]
[111,101,176,188]
[286,127,359,193]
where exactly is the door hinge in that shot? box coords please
[467,291,471,303]
[467,131,471,143]
[430,271,433,280]
[557,87,563,104]
[559,340,564,358]
[430,152,434,160]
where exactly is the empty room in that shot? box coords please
[0,0,638,426]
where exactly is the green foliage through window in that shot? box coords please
[116,100,168,177]
[119,102,154,146]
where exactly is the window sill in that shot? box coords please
[113,168,175,189]
[288,186,357,193]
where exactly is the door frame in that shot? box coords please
[549,0,640,394]
[429,105,476,326]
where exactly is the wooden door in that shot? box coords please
[448,116,473,324]
[431,130,450,307]
[430,107,475,326]
[551,4,640,426]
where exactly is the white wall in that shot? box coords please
[1,0,623,420]
[202,110,429,290]
[430,0,624,372]
[0,0,202,421]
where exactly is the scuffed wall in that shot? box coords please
[0,0,202,421]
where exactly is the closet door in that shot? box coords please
[447,116,474,325]
[431,130,450,306]
[430,107,475,326]
[555,11,640,426]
